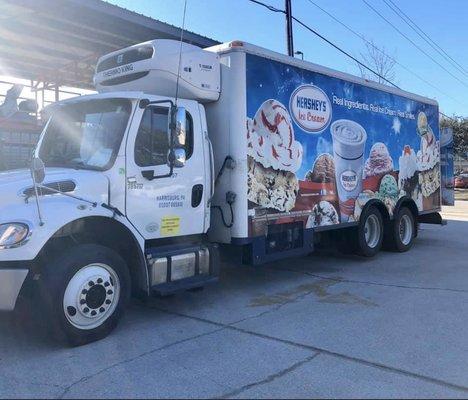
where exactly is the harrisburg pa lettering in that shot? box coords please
[296,96,327,112]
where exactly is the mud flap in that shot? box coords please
[418,212,447,225]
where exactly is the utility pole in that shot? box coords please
[285,0,294,57]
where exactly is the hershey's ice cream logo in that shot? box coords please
[289,85,332,133]
[340,170,358,192]
[296,97,327,112]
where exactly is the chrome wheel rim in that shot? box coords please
[399,214,413,246]
[63,263,120,330]
[364,214,381,249]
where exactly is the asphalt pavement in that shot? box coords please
[1,203,467,399]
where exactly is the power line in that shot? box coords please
[382,0,468,79]
[246,0,456,122]
[246,0,396,87]
[247,0,284,13]
[290,16,399,88]
[304,0,467,108]
[361,0,468,90]
[247,1,395,86]
[384,0,468,78]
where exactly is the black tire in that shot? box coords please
[356,206,384,257]
[384,207,416,252]
[39,244,131,346]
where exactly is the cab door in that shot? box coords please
[125,99,207,240]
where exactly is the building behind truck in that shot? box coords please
[0,39,451,346]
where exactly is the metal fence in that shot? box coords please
[0,122,41,171]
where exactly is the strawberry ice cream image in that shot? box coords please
[364,142,394,178]
[248,99,303,172]
[247,99,303,212]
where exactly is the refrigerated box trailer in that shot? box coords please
[0,39,449,345]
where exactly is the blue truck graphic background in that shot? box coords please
[245,54,441,232]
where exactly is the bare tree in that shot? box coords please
[356,40,396,85]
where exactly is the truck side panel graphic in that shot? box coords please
[245,54,440,237]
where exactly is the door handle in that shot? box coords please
[191,184,204,208]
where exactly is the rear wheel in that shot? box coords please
[356,206,384,257]
[40,244,130,346]
[384,207,416,252]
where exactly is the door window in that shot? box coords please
[134,107,193,167]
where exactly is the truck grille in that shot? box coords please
[96,46,154,73]
[99,71,149,86]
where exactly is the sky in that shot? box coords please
[108,0,468,117]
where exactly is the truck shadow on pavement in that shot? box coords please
[1,219,466,349]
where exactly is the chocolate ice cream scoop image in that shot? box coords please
[307,153,335,183]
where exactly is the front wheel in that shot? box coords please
[356,206,384,257]
[40,244,131,346]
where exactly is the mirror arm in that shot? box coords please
[139,99,175,109]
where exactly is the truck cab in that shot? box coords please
[0,40,221,345]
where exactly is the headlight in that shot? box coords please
[0,223,30,248]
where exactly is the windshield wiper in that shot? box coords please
[67,161,102,171]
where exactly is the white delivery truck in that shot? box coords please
[0,39,450,345]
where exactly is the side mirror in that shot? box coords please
[168,148,186,168]
[31,157,45,184]
[172,106,186,148]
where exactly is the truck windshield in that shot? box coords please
[39,98,132,171]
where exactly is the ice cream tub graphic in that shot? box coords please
[331,119,367,222]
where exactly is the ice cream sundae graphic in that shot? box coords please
[306,200,340,227]
[247,99,303,212]
[416,111,440,209]
[398,145,420,202]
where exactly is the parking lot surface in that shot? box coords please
[1,203,467,399]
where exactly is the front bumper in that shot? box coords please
[0,268,29,311]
